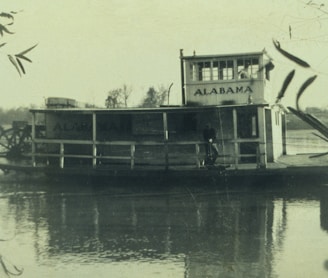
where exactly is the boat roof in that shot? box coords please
[182,51,264,60]
[30,103,268,114]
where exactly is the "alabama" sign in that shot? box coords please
[194,86,253,96]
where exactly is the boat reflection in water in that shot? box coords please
[1,177,328,277]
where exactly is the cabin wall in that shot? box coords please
[185,79,266,106]
[43,109,235,166]
[271,109,284,160]
[265,109,274,162]
[44,113,93,165]
[41,106,274,167]
[265,108,284,162]
[44,111,230,142]
[45,113,92,139]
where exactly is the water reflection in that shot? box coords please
[1,176,328,277]
[321,186,328,233]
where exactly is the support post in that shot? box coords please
[92,112,97,168]
[163,112,169,170]
[257,107,267,168]
[195,143,200,168]
[180,49,186,105]
[131,144,135,170]
[60,143,64,169]
[282,113,287,155]
[232,108,239,169]
[31,112,36,167]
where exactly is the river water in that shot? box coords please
[0,130,327,278]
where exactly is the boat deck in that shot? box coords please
[0,153,328,181]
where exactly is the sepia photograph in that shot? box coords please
[0,0,328,277]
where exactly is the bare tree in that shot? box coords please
[121,84,132,108]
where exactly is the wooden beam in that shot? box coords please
[31,112,36,167]
[60,143,64,169]
[163,112,168,141]
[257,107,267,168]
[195,143,200,168]
[92,112,97,168]
[130,144,135,170]
[163,112,169,170]
[232,108,239,169]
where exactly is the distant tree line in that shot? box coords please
[105,84,172,108]
[0,106,31,126]
[0,83,173,126]
[287,107,328,130]
[304,107,328,114]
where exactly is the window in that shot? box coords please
[190,60,234,81]
[197,62,211,81]
[251,58,259,78]
[191,63,197,81]
[190,62,211,81]
[182,113,198,132]
[237,108,258,138]
[212,61,219,80]
[188,57,259,82]
[219,60,234,80]
[237,58,259,79]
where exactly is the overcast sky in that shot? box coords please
[1,0,327,109]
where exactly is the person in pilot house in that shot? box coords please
[238,61,250,79]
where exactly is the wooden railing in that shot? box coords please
[29,138,265,169]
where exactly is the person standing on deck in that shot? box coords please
[203,123,219,165]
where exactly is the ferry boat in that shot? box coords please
[1,49,327,182]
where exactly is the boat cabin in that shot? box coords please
[28,50,285,171]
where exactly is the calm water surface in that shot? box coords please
[1,129,328,278]
[0,174,328,278]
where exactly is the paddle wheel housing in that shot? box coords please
[0,121,44,158]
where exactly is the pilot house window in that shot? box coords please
[190,60,234,81]
[191,62,211,81]
[189,57,260,82]
[237,58,259,79]
[217,60,234,80]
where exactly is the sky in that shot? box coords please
[1,0,328,109]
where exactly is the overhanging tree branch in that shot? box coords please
[1,10,37,76]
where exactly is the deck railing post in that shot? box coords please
[92,112,97,168]
[282,113,287,155]
[92,145,97,168]
[195,143,200,168]
[163,112,169,170]
[31,112,36,167]
[130,143,135,169]
[256,145,260,168]
[257,107,267,168]
[60,143,64,169]
[232,108,239,169]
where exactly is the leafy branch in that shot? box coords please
[7,44,38,76]
[0,255,23,277]
[0,10,37,76]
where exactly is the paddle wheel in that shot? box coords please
[0,121,32,158]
